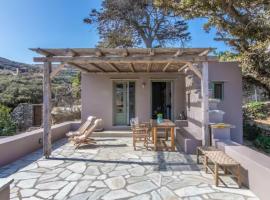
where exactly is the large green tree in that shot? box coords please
[84,0,190,48]
[156,0,270,95]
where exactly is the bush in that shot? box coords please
[0,104,16,136]
[243,123,261,141]
[254,135,270,153]
[243,101,269,120]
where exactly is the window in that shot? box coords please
[212,82,224,100]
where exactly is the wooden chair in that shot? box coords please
[71,118,102,149]
[66,116,96,138]
[130,118,151,150]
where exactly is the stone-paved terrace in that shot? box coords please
[0,137,259,200]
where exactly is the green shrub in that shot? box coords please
[243,123,261,141]
[243,101,268,120]
[254,135,270,153]
[0,104,16,136]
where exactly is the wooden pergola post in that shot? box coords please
[43,61,52,158]
[201,62,210,146]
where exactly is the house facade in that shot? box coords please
[81,61,243,146]
[31,47,242,155]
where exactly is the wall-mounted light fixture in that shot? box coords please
[142,81,146,88]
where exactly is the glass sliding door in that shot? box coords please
[113,81,135,126]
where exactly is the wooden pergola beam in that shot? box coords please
[186,62,202,79]
[147,63,152,72]
[149,49,155,56]
[90,63,105,72]
[31,47,214,56]
[66,48,79,57]
[34,55,216,63]
[199,49,210,56]
[107,63,120,72]
[36,48,54,57]
[174,49,183,57]
[178,63,189,72]
[50,63,66,78]
[95,49,103,57]
[67,63,91,73]
[162,62,172,72]
[128,63,135,72]
[122,48,129,57]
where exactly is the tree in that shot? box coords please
[156,0,270,95]
[0,104,16,136]
[84,0,190,48]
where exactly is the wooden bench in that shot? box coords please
[196,146,219,164]
[204,151,241,187]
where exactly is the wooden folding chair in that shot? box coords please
[71,119,102,149]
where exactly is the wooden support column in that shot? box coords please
[201,62,210,146]
[43,62,52,158]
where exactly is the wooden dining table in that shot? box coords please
[151,119,176,151]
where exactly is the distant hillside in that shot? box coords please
[0,56,81,109]
[0,57,40,73]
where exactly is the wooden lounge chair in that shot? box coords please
[130,118,151,150]
[71,118,102,149]
[66,116,96,138]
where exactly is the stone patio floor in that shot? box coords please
[0,137,259,200]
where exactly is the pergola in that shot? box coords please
[31,47,216,158]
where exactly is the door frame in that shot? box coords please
[150,80,174,120]
[112,80,136,126]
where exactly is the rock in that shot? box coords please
[158,186,178,200]
[66,173,82,181]
[17,179,36,189]
[97,174,107,180]
[54,182,77,199]
[102,189,135,200]
[36,190,58,199]
[147,173,162,186]
[151,191,162,200]
[67,162,86,174]
[208,193,245,200]
[129,166,145,176]
[68,192,92,200]
[36,181,68,190]
[105,176,126,190]
[127,181,157,194]
[129,194,151,200]
[12,172,41,180]
[174,186,215,197]
[85,166,100,176]
[20,189,37,197]
[88,188,109,200]
[37,160,63,168]
[59,169,72,179]
[70,180,92,196]
[91,181,106,188]
[39,173,58,182]
[108,170,129,177]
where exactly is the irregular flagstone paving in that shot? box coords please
[0,137,259,200]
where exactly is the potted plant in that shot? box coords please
[157,113,163,124]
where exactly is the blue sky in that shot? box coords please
[0,0,230,64]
